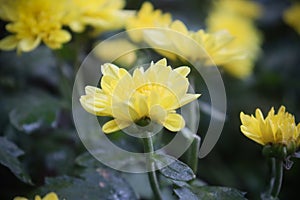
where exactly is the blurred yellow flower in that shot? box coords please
[80,58,200,133]
[0,0,71,53]
[240,106,300,148]
[14,192,59,200]
[65,0,132,34]
[126,2,172,42]
[93,39,137,66]
[206,0,263,79]
[283,3,300,35]
[144,20,245,66]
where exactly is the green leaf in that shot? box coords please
[9,91,60,134]
[153,154,195,181]
[187,186,247,200]
[36,167,137,200]
[174,187,198,200]
[0,137,33,184]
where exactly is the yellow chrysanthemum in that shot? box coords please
[144,20,245,66]
[65,0,132,34]
[240,106,300,147]
[206,0,262,78]
[14,192,59,200]
[283,3,300,35]
[0,0,71,52]
[126,2,172,42]
[80,58,200,133]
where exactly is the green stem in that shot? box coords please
[143,135,163,200]
[270,158,283,198]
[187,135,201,174]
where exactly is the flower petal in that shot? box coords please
[174,66,190,77]
[163,113,185,132]
[42,192,59,200]
[149,104,167,122]
[0,35,18,50]
[18,37,41,52]
[13,197,28,200]
[102,119,131,133]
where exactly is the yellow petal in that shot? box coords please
[133,93,149,117]
[34,195,42,200]
[101,63,120,78]
[163,113,185,132]
[171,20,189,35]
[79,96,111,116]
[133,68,146,87]
[149,104,167,122]
[18,37,41,52]
[178,93,201,108]
[255,108,265,121]
[42,192,59,200]
[13,197,28,200]
[101,75,117,94]
[240,125,265,145]
[174,66,190,77]
[155,58,167,66]
[85,86,102,95]
[50,30,71,43]
[0,35,18,50]
[102,119,131,133]
[240,112,253,125]
[69,21,85,33]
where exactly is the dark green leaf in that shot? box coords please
[153,154,195,181]
[0,137,32,184]
[174,187,198,200]
[9,91,60,134]
[189,186,247,200]
[36,167,137,200]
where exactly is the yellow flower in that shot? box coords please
[126,2,172,42]
[240,106,300,148]
[80,58,200,133]
[283,3,300,35]
[0,0,71,53]
[206,0,262,78]
[65,0,132,34]
[14,192,59,200]
[144,20,245,67]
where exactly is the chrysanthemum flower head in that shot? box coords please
[144,20,245,67]
[283,3,300,35]
[205,0,262,79]
[14,192,59,200]
[240,106,300,151]
[80,58,200,133]
[126,2,172,42]
[65,0,132,34]
[0,0,71,53]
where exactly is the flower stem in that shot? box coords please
[143,135,163,200]
[187,135,201,173]
[270,158,283,198]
